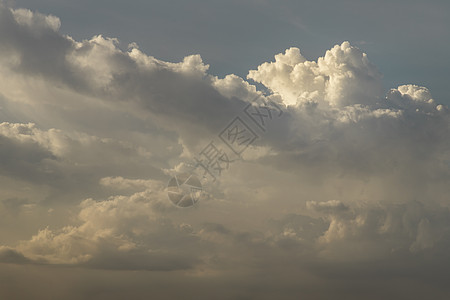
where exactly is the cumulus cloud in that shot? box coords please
[0,2,450,299]
[10,188,207,270]
[247,41,383,107]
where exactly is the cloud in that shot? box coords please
[8,188,206,270]
[0,246,32,264]
[0,2,450,299]
[247,41,383,107]
[0,3,249,152]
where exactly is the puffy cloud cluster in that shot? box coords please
[248,42,384,107]
[0,3,450,299]
[7,187,206,270]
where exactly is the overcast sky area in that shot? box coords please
[0,0,450,299]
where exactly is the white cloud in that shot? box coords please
[11,7,60,32]
[247,41,383,107]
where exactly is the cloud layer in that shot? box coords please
[0,3,449,299]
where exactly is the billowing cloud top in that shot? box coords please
[248,42,384,107]
[0,3,449,299]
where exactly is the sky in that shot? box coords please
[0,0,450,299]
[10,0,450,105]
